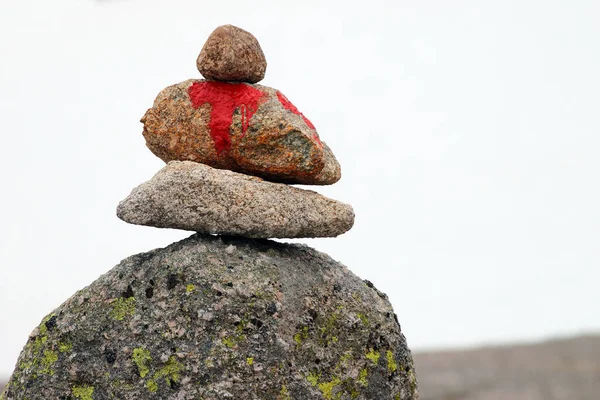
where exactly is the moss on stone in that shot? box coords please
[32,336,47,355]
[386,350,398,373]
[146,380,158,392]
[132,348,152,378]
[317,377,342,400]
[279,384,291,400]
[153,356,182,387]
[58,341,72,353]
[110,297,136,321]
[40,350,58,375]
[408,368,418,395]
[72,385,94,400]
[221,334,245,349]
[339,351,353,364]
[111,378,134,391]
[318,307,342,345]
[357,368,368,387]
[294,326,309,347]
[365,348,380,365]
[38,314,55,336]
[19,358,34,372]
[25,313,56,374]
[38,324,47,336]
[356,313,369,326]
[307,371,320,386]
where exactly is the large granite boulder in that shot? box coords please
[2,234,418,399]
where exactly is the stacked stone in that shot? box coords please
[2,26,418,400]
[117,25,354,239]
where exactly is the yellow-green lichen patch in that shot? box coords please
[343,379,361,399]
[146,379,158,392]
[317,377,342,400]
[279,385,291,400]
[386,350,397,373]
[132,347,152,377]
[357,368,368,386]
[235,317,249,333]
[0,381,10,400]
[110,297,136,321]
[356,313,369,326]
[339,351,353,365]
[152,356,182,387]
[246,357,254,366]
[27,315,55,358]
[307,371,320,387]
[40,350,58,375]
[186,284,196,293]
[72,385,94,400]
[111,378,135,391]
[365,349,380,365]
[294,326,309,347]
[408,368,418,395]
[58,341,72,353]
[38,314,55,335]
[18,328,53,377]
[19,357,34,372]
[318,307,343,346]
[221,334,245,349]
[29,334,48,356]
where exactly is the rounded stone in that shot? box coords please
[2,234,418,400]
[197,25,267,83]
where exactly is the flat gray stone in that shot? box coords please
[2,234,418,400]
[116,161,354,238]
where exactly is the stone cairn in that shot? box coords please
[117,24,354,239]
[2,25,418,400]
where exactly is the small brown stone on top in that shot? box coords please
[197,25,267,83]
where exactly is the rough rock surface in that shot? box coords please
[197,25,267,84]
[117,161,354,238]
[2,234,418,400]
[141,79,341,185]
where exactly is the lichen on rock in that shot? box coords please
[2,234,418,399]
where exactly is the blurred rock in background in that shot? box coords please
[413,335,600,400]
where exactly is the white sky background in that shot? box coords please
[1,0,599,376]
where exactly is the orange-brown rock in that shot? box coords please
[197,25,267,83]
[141,79,341,185]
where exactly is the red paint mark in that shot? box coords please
[188,81,267,153]
[277,91,321,146]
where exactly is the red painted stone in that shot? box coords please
[188,81,267,153]
[276,91,321,145]
[143,80,341,184]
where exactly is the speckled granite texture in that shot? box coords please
[2,234,417,400]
